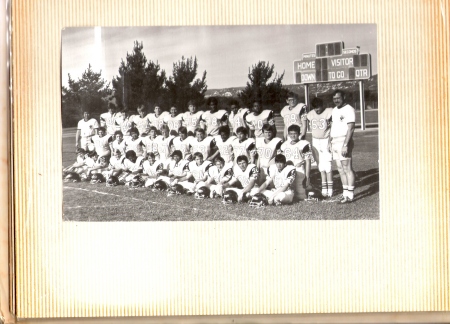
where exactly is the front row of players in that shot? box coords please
[64,124,318,207]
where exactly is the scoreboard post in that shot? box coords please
[294,42,372,130]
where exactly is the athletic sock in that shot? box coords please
[342,185,349,198]
[347,186,354,199]
[327,181,333,197]
[321,182,327,196]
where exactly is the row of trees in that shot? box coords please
[61,41,288,126]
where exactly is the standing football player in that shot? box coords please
[280,92,307,140]
[228,99,249,136]
[254,124,283,185]
[329,90,356,203]
[76,110,99,151]
[164,106,182,136]
[99,104,118,136]
[245,100,276,138]
[181,100,204,136]
[131,105,150,136]
[201,97,229,136]
[301,97,334,198]
[231,127,256,165]
[115,109,133,140]
[147,105,169,133]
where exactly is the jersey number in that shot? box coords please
[311,119,327,130]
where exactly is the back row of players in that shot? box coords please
[66,91,356,205]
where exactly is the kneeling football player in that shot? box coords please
[205,156,234,198]
[141,152,164,188]
[160,150,190,187]
[177,152,212,194]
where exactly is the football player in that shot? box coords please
[228,99,250,136]
[154,125,175,168]
[141,126,159,157]
[254,154,296,206]
[181,100,204,136]
[280,92,307,140]
[110,130,126,156]
[171,126,194,161]
[201,97,229,136]
[280,124,313,201]
[115,109,133,140]
[130,105,150,136]
[227,155,260,202]
[255,124,283,185]
[206,156,234,198]
[177,152,212,194]
[301,97,334,198]
[75,110,99,151]
[100,104,118,136]
[329,90,356,203]
[245,101,276,138]
[209,126,236,164]
[63,148,87,175]
[146,105,169,132]
[231,126,256,165]
[119,150,145,184]
[164,106,182,136]
[102,149,125,180]
[80,151,109,180]
[190,127,215,161]
[141,152,164,187]
[124,127,145,157]
[161,150,190,186]
[90,127,113,158]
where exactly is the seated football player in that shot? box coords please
[177,152,212,194]
[227,155,260,202]
[231,126,256,165]
[141,126,159,157]
[63,148,87,176]
[171,126,194,161]
[245,100,276,138]
[157,150,190,187]
[209,125,236,164]
[254,154,296,206]
[190,127,215,161]
[102,149,125,180]
[118,150,144,185]
[141,152,164,188]
[255,124,283,185]
[111,130,126,156]
[90,127,113,158]
[228,99,250,136]
[201,97,229,136]
[154,124,175,168]
[206,156,234,198]
[124,127,145,157]
[280,124,313,200]
[164,106,182,136]
[181,100,204,136]
[80,151,109,181]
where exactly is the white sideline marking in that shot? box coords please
[65,204,138,209]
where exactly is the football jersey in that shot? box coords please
[130,114,150,135]
[164,114,182,134]
[115,116,133,136]
[191,136,215,159]
[109,155,125,170]
[255,137,283,169]
[213,135,237,163]
[181,111,204,134]
[208,162,234,184]
[172,136,194,158]
[201,110,228,136]
[124,137,145,156]
[306,108,333,139]
[280,103,307,134]
[229,108,250,134]
[280,140,313,173]
[141,136,158,154]
[147,111,169,130]
[267,164,296,189]
[142,160,164,177]
[111,139,126,155]
[99,112,117,135]
[231,137,256,163]
[188,160,213,181]
[91,134,112,157]
[168,159,190,177]
[232,163,258,187]
[246,110,275,137]
[122,156,144,172]
[77,118,99,137]
[154,135,175,161]
[330,104,356,138]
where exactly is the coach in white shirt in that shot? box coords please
[76,110,99,151]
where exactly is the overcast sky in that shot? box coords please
[62,25,377,89]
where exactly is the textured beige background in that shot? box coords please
[7,0,450,321]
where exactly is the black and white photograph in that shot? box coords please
[61,25,378,221]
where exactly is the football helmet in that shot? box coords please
[128,175,144,189]
[194,186,210,199]
[305,188,323,202]
[249,193,268,208]
[90,173,105,184]
[106,175,120,187]
[80,173,91,182]
[222,190,238,204]
[63,172,80,183]
[167,184,185,196]
[152,179,168,192]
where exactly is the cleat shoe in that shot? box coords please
[322,194,343,203]
[339,196,353,204]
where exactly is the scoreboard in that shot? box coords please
[294,42,371,84]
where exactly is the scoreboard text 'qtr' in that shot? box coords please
[294,41,372,84]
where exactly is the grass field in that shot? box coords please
[62,116,379,221]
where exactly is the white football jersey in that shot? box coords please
[168,159,190,177]
[147,111,169,130]
[141,136,158,154]
[208,162,234,184]
[109,155,125,170]
[306,108,333,139]
[181,111,204,134]
[164,114,182,134]
[255,137,283,169]
[111,139,126,155]
[91,134,112,157]
[188,160,213,181]
[115,116,133,136]
[245,110,275,137]
[142,160,164,177]
[267,164,296,189]
[280,103,307,134]
[231,137,256,163]
[232,163,259,187]
[154,135,175,161]
[122,156,144,172]
[229,108,250,134]
[172,136,194,158]
[191,136,215,159]
[330,104,355,138]
[280,140,313,173]
[124,137,145,156]
[99,112,117,135]
[130,114,150,135]
[213,135,237,163]
[77,118,99,137]
[201,110,228,136]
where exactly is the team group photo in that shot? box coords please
[61,25,379,221]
